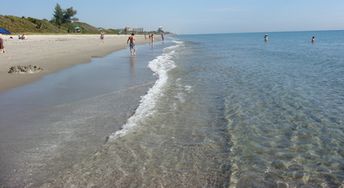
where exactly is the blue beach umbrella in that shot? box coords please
[0,28,11,34]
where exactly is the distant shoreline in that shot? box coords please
[0,34,154,92]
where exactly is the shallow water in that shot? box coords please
[46,32,344,187]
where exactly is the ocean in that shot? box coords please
[52,31,344,187]
[1,31,344,187]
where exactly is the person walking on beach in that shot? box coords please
[0,34,5,53]
[127,33,136,55]
[311,36,315,43]
[100,31,105,40]
[161,32,165,41]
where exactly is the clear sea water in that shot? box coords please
[43,31,344,187]
[2,31,344,187]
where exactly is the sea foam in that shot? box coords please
[109,41,183,140]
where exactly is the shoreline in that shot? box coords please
[0,39,164,187]
[0,34,152,92]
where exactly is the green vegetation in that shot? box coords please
[0,4,168,35]
[0,4,120,34]
[0,15,121,34]
[0,15,63,33]
[52,3,77,27]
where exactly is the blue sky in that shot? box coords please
[1,0,344,34]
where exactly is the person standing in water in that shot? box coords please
[151,34,155,43]
[311,36,315,43]
[264,34,269,42]
[150,33,155,47]
[127,33,136,55]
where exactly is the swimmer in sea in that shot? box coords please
[311,36,315,43]
[264,34,269,42]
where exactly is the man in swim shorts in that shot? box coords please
[127,33,136,55]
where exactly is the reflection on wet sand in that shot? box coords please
[130,56,136,78]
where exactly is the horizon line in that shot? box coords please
[177,29,344,35]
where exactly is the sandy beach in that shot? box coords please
[0,34,148,92]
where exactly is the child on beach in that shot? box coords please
[127,33,136,55]
[0,34,5,53]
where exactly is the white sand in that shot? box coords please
[0,34,148,92]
